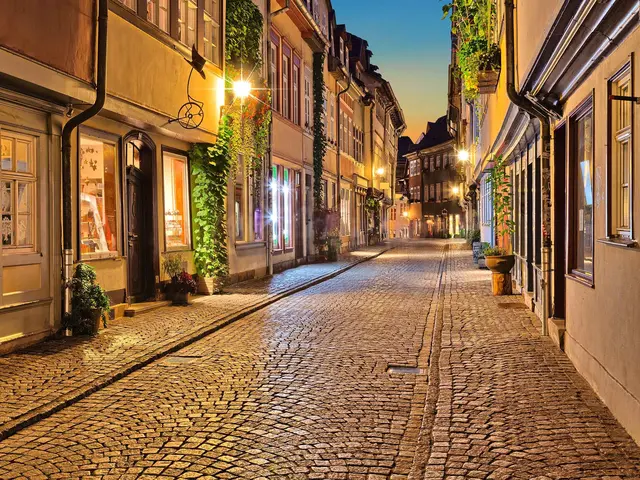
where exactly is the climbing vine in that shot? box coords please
[365,196,381,245]
[312,51,327,211]
[189,0,270,279]
[190,121,233,279]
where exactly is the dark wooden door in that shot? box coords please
[553,124,566,318]
[295,171,303,260]
[127,167,147,302]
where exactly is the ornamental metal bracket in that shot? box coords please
[169,45,207,130]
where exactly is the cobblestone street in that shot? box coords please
[0,240,639,479]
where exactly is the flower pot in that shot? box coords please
[198,276,223,295]
[172,291,191,306]
[478,69,500,94]
[485,254,515,274]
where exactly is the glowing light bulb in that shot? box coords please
[233,80,251,99]
[452,186,460,195]
[402,211,409,218]
[270,180,277,191]
[457,149,470,162]
[376,167,385,176]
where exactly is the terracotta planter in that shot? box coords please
[485,254,515,274]
[198,276,223,295]
[172,291,191,306]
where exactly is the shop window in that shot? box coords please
[178,0,197,47]
[271,165,281,250]
[283,168,293,248]
[163,152,191,250]
[79,135,119,258]
[569,99,594,280]
[1,131,36,251]
[147,0,170,33]
[608,63,633,239]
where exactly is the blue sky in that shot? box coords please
[331,0,451,141]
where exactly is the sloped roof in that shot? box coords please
[410,116,452,153]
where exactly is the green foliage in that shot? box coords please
[365,197,381,244]
[488,155,516,242]
[467,228,481,245]
[312,51,327,212]
[65,263,110,334]
[483,246,507,256]
[162,253,184,279]
[190,123,232,279]
[226,0,263,69]
[443,0,499,101]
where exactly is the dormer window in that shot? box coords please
[339,38,345,65]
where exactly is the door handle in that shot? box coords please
[129,233,138,239]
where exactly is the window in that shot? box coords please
[304,69,311,129]
[270,40,280,112]
[329,96,335,142]
[203,0,221,66]
[570,102,594,279]
[429,184,435,201]
[430,157,435,171]
[283,168,292,248]
[178,0,197,48]
[147,0,169,32]
[282,53,290,119]
[271,166,281,250]
[436,183,442,202]
[341,188,351,235]
[79,134,119,258]
[293,62,300,125]
[443,153,449,168]
[117,0,136,10]
[163,152,191,249]
[436,155,441,169]
[609,64,633,238]
[339,38,345,65]
[1,131,36,251]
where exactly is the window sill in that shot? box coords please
[235,241,266,251]
[597,237,639,250]
[165,247,193,254]
[80,254,123,262]
[565,272,595,289]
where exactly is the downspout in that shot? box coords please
[505,0,551,335]
[336,73,351,240]
[61,0,108,317]
[267,0,274,275]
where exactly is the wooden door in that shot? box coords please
[295,171,303,260]
[127,167,147,302]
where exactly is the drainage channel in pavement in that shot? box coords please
[387,364,426,375]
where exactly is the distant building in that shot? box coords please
[389,136,414,238]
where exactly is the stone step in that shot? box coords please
[124,300,172,317]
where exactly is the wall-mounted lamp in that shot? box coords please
[402,211,409,218]
[233,80,252,100]
[376,167,385,176]
[457,149,470,162]
[452,186,460,195]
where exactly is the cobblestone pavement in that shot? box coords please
[0,240,444,479]
[1,240,639,480]
[0,245,387,436]
[424,244,640,479]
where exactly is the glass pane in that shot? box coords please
[79,136,118,256]
[283,169,291,247]
[17,183,30,213]
[159,0,169,32]
[163,154,190,249]
[1,214,11,246]
[1,138,12,170]
[16,141,29,172]
[17,214,31,245]
[575,112,593,276]
[1,182,11,213]
[271,166,280,249]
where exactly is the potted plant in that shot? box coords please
[64,263,111,336]
[477,43,501,94]
[326,227,342,262]
[162,252,184,301]
[484,155,516,280]
[172,271,197,306]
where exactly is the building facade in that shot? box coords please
[0,0,405,353]
[452,0,640,444]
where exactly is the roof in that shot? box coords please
[409,116,452,153]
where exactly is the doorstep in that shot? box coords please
[124,300,172,317]
[547,317,566,351]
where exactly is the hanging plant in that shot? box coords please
[443,0,499,101]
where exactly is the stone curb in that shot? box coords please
[0,247,393,442]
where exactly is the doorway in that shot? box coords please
[553,124,567,318]
[124,134,157,303]
[305,173,314,257]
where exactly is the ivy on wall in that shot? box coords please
[312,51,327,211]
[190,120,232,279]
[190,0,270,280]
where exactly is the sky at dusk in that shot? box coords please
[331,0,452,142]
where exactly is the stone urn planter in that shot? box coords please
[485,254,515,274]
[172,291,191,306]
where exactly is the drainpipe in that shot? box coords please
[267,0,274,275]
[505,0,551,335]
[336,73,351,237]
[60,0,108,317]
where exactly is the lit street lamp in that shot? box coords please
[457,149,470,162]
[376,167,385,176]
[233,80,252,100]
